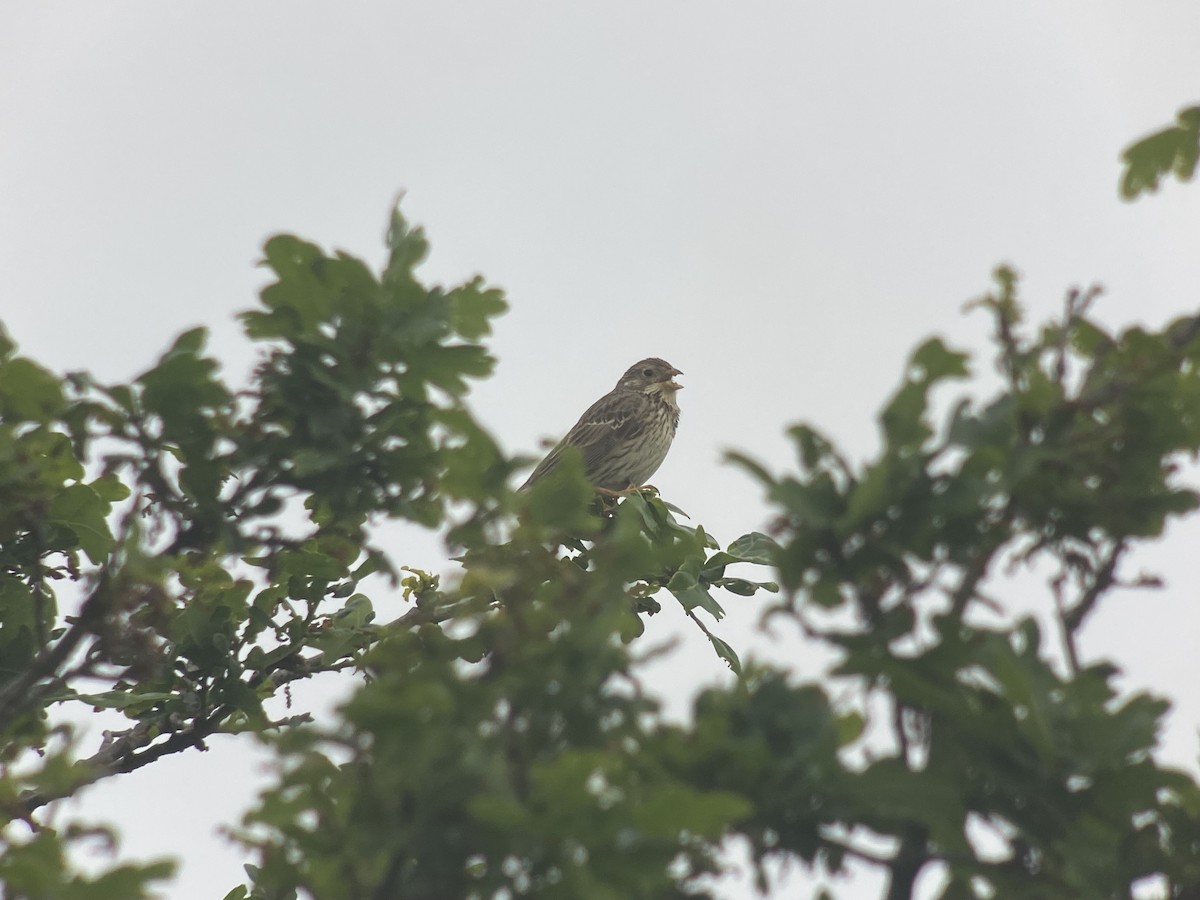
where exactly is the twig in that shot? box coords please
[680,604,730,664]
[893,695,911,768]
[380,596,476,632]
[948,545,998,618]
[1062,540,1125,634]
[817,832,896,868]
[1058,540,1125,675]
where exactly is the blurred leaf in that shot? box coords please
[912,336,970,381]
[0,357,66,422]
[1120,105,1200,199]
[48,483,114,564]
[446,277,508,340]
[89,473,131,503]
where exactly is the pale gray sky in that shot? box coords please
[3,3,1200,898]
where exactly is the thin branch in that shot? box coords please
[1054,285,1104,386]
[1062,540,1125,634]
[1057,539,1125,675]
[679,603,733,668]
[893,695,911,768]
[261,657,361,693]
[817,833,896,868]
[1051,566,1081,676]
[20,700,314,817]
[681,604,717,642]
[380,596,477,632]
[948,544,999,618]
[16,595,464,817]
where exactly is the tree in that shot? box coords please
[1,107,1199,899]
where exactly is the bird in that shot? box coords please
[520,357,683,494]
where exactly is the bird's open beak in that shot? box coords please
[665,367,683,391]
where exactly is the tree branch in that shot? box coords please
[18,712,223,816]
[1057,539,1125,675]
[1062,540,1125,634]
[817,832,896,868]
[15,596,462,817]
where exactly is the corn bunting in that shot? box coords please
[520,357,683,493]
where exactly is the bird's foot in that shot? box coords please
[596,484,658,498]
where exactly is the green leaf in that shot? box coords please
[911,337,970,382]
[0,357,66,421]
[843,458,893,527]
[835,711,865,745]
[809,578,844,609]
[332,593,375,628]
[383,202,430,291]
[771,474,843,526]
[219,679,267,723]
[725,449,776,486]
[49,483,114,563]
[632,781,751,837]
[277,549,346,581]
[168,326,208,356]
[714,577,778,596]
[291,449,341,478]
[786,423,839,471]
[715,578,757,596]
[446,276,508,340]
[0,322,14,361]
[0,577,39,676]
[667,557,727,621]
[524,450,599,534]
[137,329,230,443]
[706,633,742,675]
[880,379,933,449]
[715,532,778,566]
[89,473,131,502]
[1120,105,1200,200]
[851,757,965,835]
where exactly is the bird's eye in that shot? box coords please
[642,368,654,377]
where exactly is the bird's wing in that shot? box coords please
[522,390,647,488]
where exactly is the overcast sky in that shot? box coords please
[4,3,1200,897]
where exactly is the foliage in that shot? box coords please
[727,271,1200,896]
[1121,103,1200,199]
[3,180,1200,898]
[0,203,769,899]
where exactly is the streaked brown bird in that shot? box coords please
[520,357,683,493]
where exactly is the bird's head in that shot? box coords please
[617,358,684,396]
